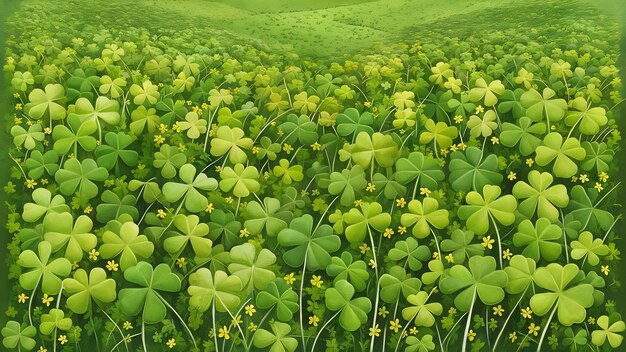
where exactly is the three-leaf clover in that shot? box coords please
[24,83,66,121]
[228,243,276,291]
[54,158,108,200]
[218,164,260,198]
[591,314,625,348]
[256,279,299,322]
[512,170,569,221]
[253,321,298,352]
[43,212,96,262]
[570,231,609,266]
[449,147,503,192]
[324,280,372,331]
[18,241,71,294]
[63,268,116,314]
[535,132,586,178]
[99,220,155,271]
[512,218,562,261]
[400,198,449,238]
[458,185,517,236]
[2,321,37,351]
[187,268,243,313]
[402,291,443,327]
[163,163,218,212]
[164,214,213,259]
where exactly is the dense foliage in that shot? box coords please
[1,1,624,351]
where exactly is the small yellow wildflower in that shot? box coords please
[396,197,406,208]
[25,179,37,189]
[601,265,610,276]
[389,319,402,333]
[311,142,322,151]
[420,187,431,197]
[482,235,495,249]
[467,329,476,341]
[309,315,319,327]
[409,326,418,335]
[521,307,533,319]
[445,253,455,263]
[594,182,604,192]
[359,243,370,254]
[58,335,67,345]
[493,305,504,316]
[42,294,53,307]
[475,105,485,114]
[378,306,389,318]
[507,172,516,181]
[310,275,323,288]
[176,257,187,268]
[491,136,499,144]
[245,304,256,316]
[123,321,133,330]
[18,293,28,304]
[153,134,165,146]
[502,248,512,260]
[369,324,381,337]
[398,226,407,235]
[509,331,517,342]
[525,158,534,167]
[166,338,176,348]
[239,228,250,238]
[248,323,257,332]
[106,260,119,272]
[579,174,589,183]
[599,172,609,182]
[205,203,214,213]
[157,209,167,219]
[528,323,540,336]
[454,115,463,124]
[284,272,296,285]
[368,259,377,269]
[218,326,230,340]
[88,249,99,261]
[366,183,376,192]
[383,228,394,239]
[282,143,293,154]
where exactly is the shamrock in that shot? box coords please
[18,241,71,294]
[54,158,108,200]
[24,83,66,121]
[535,132,586,178]
[52,114,97,155]
[187,268,242,313]
[164,214,213,259]
[95,132,139,171]
[512,170,569,221]
[255,136,281,161]
[23,150,59,179]
[449,147,503,192]
[228,243,276,291]
[500,117,546,156]
[244,197,291,236]
[512,218,563,261]
[336,108,374,136]
[388,237,431,271]
[22,187,70,223]
[163,163,218,212]
[582,141,613,173]
[504,255,536,294]
[71,96,120,140]
[440,229,484,264]
[128,179,162,203]
[326,252,369,292]
[277,214,341,271]
[564,97,607,135]
[400,198,449,238]
[279,114,318,144]
[208,209,241,249]
[402,291,443,327]
[217,107,244,128]
[570,231,609,266]
[129,105,160,136]
[469,78,505,106]
[439,256,508,312]
[565,185,614,232]
[99,220,155,271]
[179,111,207,139]
[11,71,34,91]
[130,80,160,105]
[520,87,567,124]
[156,98,187,124]
[95,190,139,223]
[253,322,298,352]
[273,159,304,184]
[2,321,37,351]
[419,119,458,150]
[467,110,498,138]
[210,126,253,164]
[324,280,372,331]
[11,124,45,150]
[343,201,391,243]
[339,131,398,168]
[530,263,594,326]
[43,212,96,262]
[256,279,299,321]
[379,266,421,303]
[372,172,406,199]
[327,165,367,207]
[458,185,517,236]
[119,262,181,324]
[591,314,625,348]
[39,308,72,335]
[62,268,116,314]
[219,163,260,197]
[405,335,436,352]
[153,144,187,179]
[395,151,445,189]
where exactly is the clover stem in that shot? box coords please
[484,306,491,350]
[158,293,197,349]
[393,303,422,352]
[235,197,241,217]
[441,311,468,348]
[246,309,273,351]
[212,303,219,352]
[298,250,309,350]
[411,176,420,199]
[141,319,148,352]
[252,109,294,144]
[54,327,58,352]
[203,107,220,152]
[310,310,341,351]
[536,304,557,352]
[430,229,442,261]
[493,286,528,350]
[102,309,128,352]
[27,277,41,326]
[461,289,477,352]
[435,324,444,352]
[221,303,248,349]
[111,333,140,351]
[367,226,381,352]
[90,313,100,350]
[488,213,504,269]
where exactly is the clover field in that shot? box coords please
[1,0,625,352]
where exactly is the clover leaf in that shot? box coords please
[95,132,139,171]
[179,111,207,139]
[129,105,160,136]
[512,218,562,261]
[52,114,97,155]
[273,159,304,184]
[219,163,260,198]
[503,255,536,294]
[520,87,567,123]
[18,241,71,295]
[11,124,45,150]
[565,185,614,232]
[500,117,546,156]
[279,114,318,144]
[99,220,155,271]
[400,198,449,239]
[419,119,458,150]
[469,78,504,106]
[253,321,298,352]
[440,229,484,264]
[39,308,72,335]
[326,252,369,292]
[228,243,276,291]
[535,132,586,178]
[379,266,421,303]
[24,83,66,121]
[22,188,70,223]
[95,190,139,223]
[388,237,431,271]
[256,279,299,322]
[570,231,609,266]
[458,185,517,236]
[164,214,213,259]
[564,97,607,135]
[54,158,107,200]
[449,147,502,192]
[512,170,569,221]
[210,126,253,164]
[336,108,374,136]
[23,150,59,179]
[582,141,613,173]
[324,280,372,331]
[63,268,116,314]
[277,214,340,271]
[244,197,291,237]
[395,151,445,189]
[153,144,187,179]
[339,131,398,168]
[163,163,218,212]
[467,110,498,138]
[2,321,37,351]
[187,268,242,313]
[343,201,391,243]
[327,165,367,207]
[402,291,443,327]
[43,212,96,262]
[592,314,625,348]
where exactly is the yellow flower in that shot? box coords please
[409,327,418,335]
[124,334,132,343]
[366,182,376,192]
[383,228,394,239]
[368,259,377,269]
[354,199,364,206]
[248,323,257,332]
[42,294,54,307]
[84,206,93,214]
[309,315,319,327]
[239,227,250,238]
[364,101,372,108]
[482,235,495,249]
[123,321,133,330]
[521,307,533,319]
[599,172,609,182]
[311,142,322,151]
[528,323,540,336]
[106,260,119,272]
[467,329,476,341]
[525,158,534,167]
[157,209,167,218]
[25,179,37,189]
[205,203,214,213]
[231,314,242,327]
[507,172,516,181]
[571,175,578,182]
[396,197,406,208]
[475,105,485,114]
[359,243,370,254]
[178,143,186,152]
[159,123,168,133]
[153,134,165,146]
[58,335,68,345]
[397,226,407,235]
[218,326,230,340]
[369,324,381,337]
[166,338,176,348]
[284,272,296,285]
[493,305,504,316]
[88,249,99,261]
[454,115,463,124]
[245,304,256,316]
[588,316,596,325]
[38,346,47,352]
[420,187,431,197]
[450,144,459,152]
[491,136,499,144]
[509,331,517,342]
[594,182,604,192]
[433,251,440,260]
[18,293,29,304]
[389,319,402,333]
[176,257,187,268]
[378,306,389,318]
[579,174,589,183]
[310,275,323,288]
[282,143,293,154]
[445,253,455,263]
[502,248,512,260]
[225,196,234,204]
[601,265,610,276]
